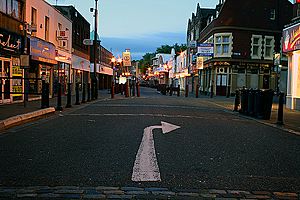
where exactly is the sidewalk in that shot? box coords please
[0,90,112,131]
[198,94,300,135]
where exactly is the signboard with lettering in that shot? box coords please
[196,57,204,69]
[283,23,300,53]
[197,43,214,57]
[30,36,57,64]
[122,51,132,67]
[0,28,22,54]
[57,30,69,41]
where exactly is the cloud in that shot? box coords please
[100,32,186,60]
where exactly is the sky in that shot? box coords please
[47,0,293,60]
[46,0,219,59]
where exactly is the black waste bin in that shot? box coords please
[253,89,262,118]
[239,88,248,114]
[247,89,255,116]
[257,89,274,120]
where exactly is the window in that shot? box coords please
[214,33,232,57]
[264,36,275,60]
[270,9,275,20]
[0,0,7,13]
[251,35,262,59]
[31,7,37,36]
[45,16,49,41]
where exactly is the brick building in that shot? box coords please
[187,0,293,96]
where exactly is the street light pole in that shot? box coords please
[93,0,98,99]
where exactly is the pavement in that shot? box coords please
[1,87,300,136]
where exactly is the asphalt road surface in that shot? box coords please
[1,87,300,193]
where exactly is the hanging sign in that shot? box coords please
[122,51,131,67]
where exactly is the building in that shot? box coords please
[0,0,26,104]
[90,31,113,91]
[187,0,293,96]
[25,0,72,98]
[282,1,300,110]
[54,5,90,94]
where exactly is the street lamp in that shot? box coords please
[90,0,99,100]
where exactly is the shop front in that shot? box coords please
[55,50,72,95]
[0,28,24,104]
[72,55,90,92]
[283,22,300,110]
[29,36,57,99]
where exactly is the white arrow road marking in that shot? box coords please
[131,121,181,182]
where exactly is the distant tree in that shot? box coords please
[173,43,187,55]
[139,52,155,74]
[156,45,173,54]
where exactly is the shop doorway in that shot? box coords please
[0,59,11,104]
[216,74,227,96]
[263,75,270,89]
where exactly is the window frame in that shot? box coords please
[251,35,263,59]
[214,33,233,58]
[264,36,275,60]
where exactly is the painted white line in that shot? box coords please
[67,113,204,119]
[131,121,180,182]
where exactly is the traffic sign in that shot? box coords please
[83,39,93,46]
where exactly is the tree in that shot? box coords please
[139,52,155,74]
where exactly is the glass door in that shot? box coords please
[0,59,11,103]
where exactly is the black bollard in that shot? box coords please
[75,83,80,105]
[132,81,136,96]
[185,84,189,97]
[177,85,180,97]
[277,92,284,125]
[87,83,91,102]
[136,82,140,97]
[196,84,199,98]
[125,81,129,97]
[111,81,115,99]
[56,83,63,111]
[66,83,72,108]
[81,83,86,103]
[234,89,240,112]
[169,85,173,96]
[91,81,95,100]
[41,80,46,109]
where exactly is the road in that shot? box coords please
[0,87,300,197]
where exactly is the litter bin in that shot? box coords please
[247,89,255,116]
[258,89,274,120]
[239,88,248,114]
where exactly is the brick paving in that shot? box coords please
[0,186,299,199]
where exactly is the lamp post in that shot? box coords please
[91,0,99,100]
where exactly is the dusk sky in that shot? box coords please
[47,0,293,59]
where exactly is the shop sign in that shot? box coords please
[0,28,22,54]
[72,55,90,72]
[55,50,71,64]
[122,51,131,67]
[196,57,204,69]
[30,37,56,64]
[57,30,69,41]
[283,23,300,53]
[197,43,214,57]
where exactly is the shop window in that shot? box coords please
[251,35,262,59]
[214,33,232,58]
